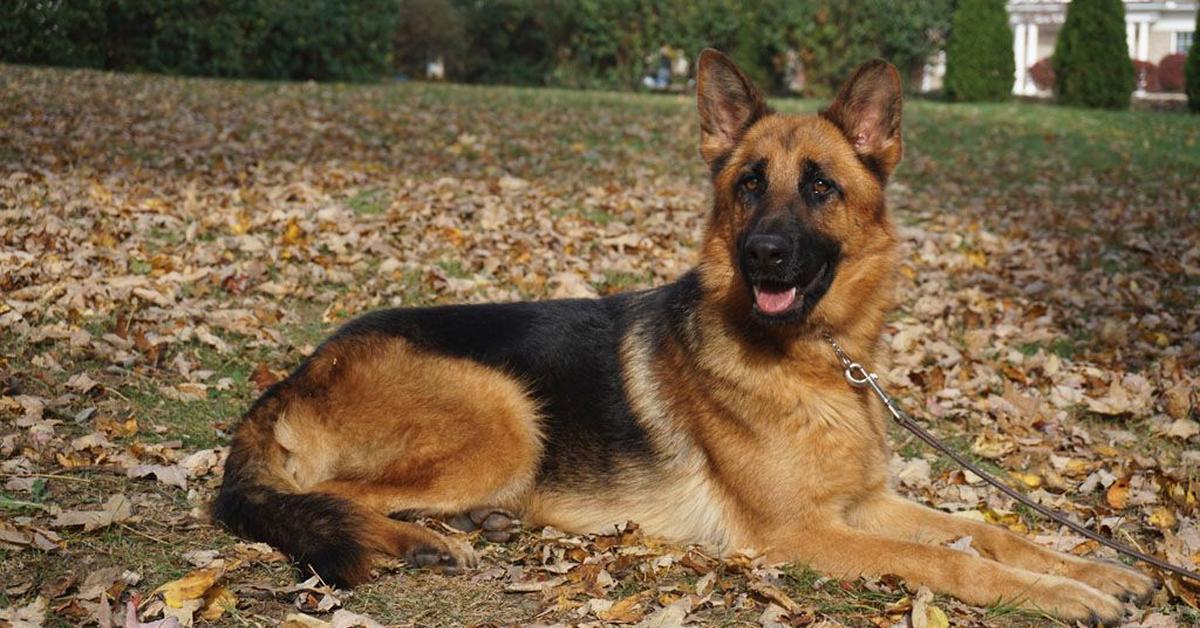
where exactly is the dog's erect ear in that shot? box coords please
[696,49,770,166]
[821,59,903,182]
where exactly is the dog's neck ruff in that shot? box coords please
[822,331,1200,584]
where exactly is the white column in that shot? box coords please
[1127,23,1137,57]
[1137,22,1150,61]
[1025,23,1039,94]
[1014,23,1028,95]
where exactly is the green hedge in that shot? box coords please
[0,0,395,82]
[1052,0,1135,109]
[416,0,952,95]
[944,0,1014,101]
[3,0,952,91]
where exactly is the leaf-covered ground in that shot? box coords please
[1,64,1198,627]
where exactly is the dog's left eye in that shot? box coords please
[740,176,762,193]
[811,178,834,197]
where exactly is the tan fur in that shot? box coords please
[271,334,543,515]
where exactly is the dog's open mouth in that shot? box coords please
[751,262,830,319]
[753,285,799,315]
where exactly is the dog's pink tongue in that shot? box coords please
[755,287,797,314]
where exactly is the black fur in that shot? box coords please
[327,283,703,488]
[212,481,368,587]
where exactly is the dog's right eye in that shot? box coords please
[740,176,762,193]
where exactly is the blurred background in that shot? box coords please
[2,0,1198,110]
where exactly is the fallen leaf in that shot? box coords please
[118,600,182,628]
[910,586,948,628]
[1167,419,1199,440]
[282,615,329,628]
[634,597,692,628]
[0,596,46,628]
[127,464,188,489]
[66,372,99,394]
[329,609,385,628]
[53,494,133,531]
[154,568,222,608]
[748,580,800,613]
[1107,478,1131,510]
[198,585,236,621]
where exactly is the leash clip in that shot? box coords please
[843,362,872,387]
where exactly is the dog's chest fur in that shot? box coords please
[550,318,893,552]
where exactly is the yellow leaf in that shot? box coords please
[1063,459,1091,477]
[281,219,304,245]
[200,584,237,621]
[965,250,987,268]
[1011,472,1042,489]
[154,567,222,608]
[925,604,950,628]
[1147,507,1177,530]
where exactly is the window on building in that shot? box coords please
[1178,31,1194,54]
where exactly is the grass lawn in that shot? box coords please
[1,64,1198,627]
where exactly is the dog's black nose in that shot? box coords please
[744,234,789,271]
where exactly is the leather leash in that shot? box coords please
[823,332,1200,584]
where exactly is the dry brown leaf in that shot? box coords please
[748,580,799,613]
[0,596,46,628]
[127,464,188,489]
[52,494,133,531]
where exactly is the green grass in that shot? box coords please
[347,187,389,215]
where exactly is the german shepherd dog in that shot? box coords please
[213,50,1155,623]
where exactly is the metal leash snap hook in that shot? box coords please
[843,362,871,387]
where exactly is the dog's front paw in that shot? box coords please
[1069,559,1157,604]
[1021,576,1125,627]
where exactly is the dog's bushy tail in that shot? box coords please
[210,390,389,587]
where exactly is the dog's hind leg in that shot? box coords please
[214,334,544,584]
[304,480,480,573]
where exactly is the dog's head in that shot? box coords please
[695,49,901,340]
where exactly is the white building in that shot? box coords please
[1009,0,1197,95]
[921,1,1197,94]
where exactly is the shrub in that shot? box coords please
[1052,0,1135,109]
[454,0,556,86]
[1189,8,1200,112]
[1131,60,1160,92]
[248,0,397,82]
[1159,53,1186,91]
[943,0,1015,101]
[1,0,955,92]
[0,0,108,69]
[394,0,466,78]
[1029,57,1055,90]
[0,0,395,82]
